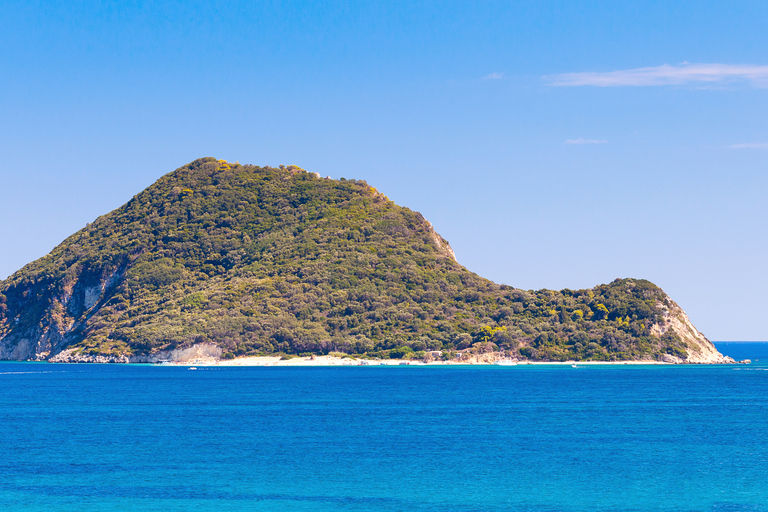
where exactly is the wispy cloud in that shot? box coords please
[545,63,768,88]
[728,142,768,149]
[482,72,504,80]
[566,138,607,145]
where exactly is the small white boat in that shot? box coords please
[188,367,198,370]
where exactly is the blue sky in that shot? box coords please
[2,1,767,340]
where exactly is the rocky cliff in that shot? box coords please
[650,299,731,363]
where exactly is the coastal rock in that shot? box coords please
[49,342,223,364]
[649,298,728,363]
[0,263,127,361]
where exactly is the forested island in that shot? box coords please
[0,158,730,363]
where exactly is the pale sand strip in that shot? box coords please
[169,355,671,367]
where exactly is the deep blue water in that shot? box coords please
[714,342,768,363]
[2,343,768,511]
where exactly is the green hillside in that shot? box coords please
[0,158,695,362]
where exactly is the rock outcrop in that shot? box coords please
[650,299,731,363]
[49,342,223,364]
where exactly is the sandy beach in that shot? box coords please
[169,355,673,367]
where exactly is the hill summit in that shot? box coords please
[0,158,728,363]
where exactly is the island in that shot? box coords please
[0,158,733,364]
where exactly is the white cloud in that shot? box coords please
[482,72,504,80]
[565,138,607,145]
[545,63,768,88]
[728,143,768,149]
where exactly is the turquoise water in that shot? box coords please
[1,343,768,511]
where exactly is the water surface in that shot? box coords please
[1,343,767,511]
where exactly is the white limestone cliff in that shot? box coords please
[650,298,733,363]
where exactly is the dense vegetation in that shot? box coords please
[0,158,689,361]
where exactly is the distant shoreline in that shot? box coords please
[0,356,747,365]
[164,355,675,367]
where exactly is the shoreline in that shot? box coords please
[165,355,676,367]
[0,356,746,366]
[44,342,742,366]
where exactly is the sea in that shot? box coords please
[1,342,767,512]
